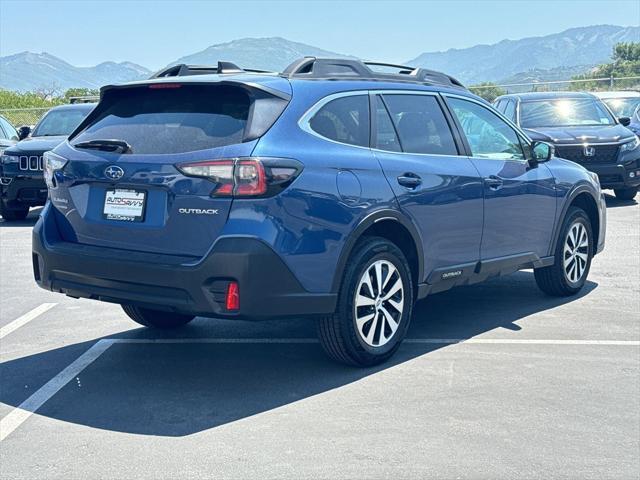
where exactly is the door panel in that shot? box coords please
[373,93,484,282]
[445,95,556,260]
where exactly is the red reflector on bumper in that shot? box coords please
[226,281,240,311]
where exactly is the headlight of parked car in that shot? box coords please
[0,154,19,165]
[44,151,68,189]
[620,136,640,153]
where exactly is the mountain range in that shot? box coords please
[0,25,637,92]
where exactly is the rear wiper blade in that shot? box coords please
[74,139,132,154]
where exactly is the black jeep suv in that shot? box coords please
[494,92,640,200]
[0,103,94,220]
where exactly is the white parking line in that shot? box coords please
[0,303,57,340]
[0,339,114,442]
[1,335,638,442]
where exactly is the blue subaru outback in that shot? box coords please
[33,58,606,366]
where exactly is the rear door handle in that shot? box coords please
[484,175,503,190]
[397,173,422,188]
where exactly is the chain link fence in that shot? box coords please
[0,107,50,128]
[469,75,640,95]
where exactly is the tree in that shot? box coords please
[572,42,640,91]
[63,88,100,100]
[34,83,62,101]
[469,82,506,102]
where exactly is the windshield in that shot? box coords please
[519,98,615,128]
[32,108,92,137]
[601,97,640,117]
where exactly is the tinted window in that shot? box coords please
[519,98,614,128]
[0,116,18,140]
[374,96,401,152]
[383,94,458,155]
[309,95,369,147]
[33,108,91,137]
[503,100,516,122]
[448,97,525,161]
[72,85,251,154]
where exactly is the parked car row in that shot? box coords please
[0,103,95,220]
[493,91,640,200]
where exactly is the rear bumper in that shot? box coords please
[0,177,47,207]
[32,205,337,319]
[587,162,640,189]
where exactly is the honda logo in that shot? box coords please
[583,146,596,157]
[104,165,124,180]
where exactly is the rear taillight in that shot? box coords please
[176,157,301,197]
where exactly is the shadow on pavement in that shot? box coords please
[0,207,42,227]
[604,192,638,208]
[0,271,597,437]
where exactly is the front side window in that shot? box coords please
[382,94,458,155]
[309,95,369,147]
[33,108,91,137]
[448,97,525,161]
[519,98,615,128]
[0,116,18,140]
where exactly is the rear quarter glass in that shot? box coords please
[70,84,288,155]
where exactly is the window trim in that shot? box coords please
[441,93,533,163]
[299,90,372,150]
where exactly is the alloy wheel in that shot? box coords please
[354,260,404,347]
[563,221,589,283]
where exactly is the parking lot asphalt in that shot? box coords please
[0,193,639,480]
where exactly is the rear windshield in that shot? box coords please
[71,85,251,154]
[33,108,92,137]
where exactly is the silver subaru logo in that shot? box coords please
[583,146,596,157]
[104,165,124,180]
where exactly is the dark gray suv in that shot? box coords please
[494,92,640,200]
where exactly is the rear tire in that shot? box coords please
[317,236,414,367]
[534,207,593,297]
[0,201,29,221]
[614,187,638,200]
[122,305,195,329]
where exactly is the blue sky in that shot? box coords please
[0,0,638,69]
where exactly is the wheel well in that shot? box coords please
[570,192,600,248]
[361,219,420,287]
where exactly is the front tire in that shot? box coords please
[122,305,195,329]
[534,207,593,296]
[317,236,414,367]
[614,187,638,201]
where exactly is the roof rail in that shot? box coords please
[149,62,275,79]
[281,56,466,90]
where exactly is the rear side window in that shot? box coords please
[71,85,253,154]
[503,100,516,122]
[309,95,369,147]
[383,94,458,155]
[374,96,401,152]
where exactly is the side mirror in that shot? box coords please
[619,117,631,127]
[17,125,31,140]
[531,141,554,163]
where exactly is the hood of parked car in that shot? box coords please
[4,135,67,154]
[523,124,634,144]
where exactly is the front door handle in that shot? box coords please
[484,175,503,190]
[397,173,422,188]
